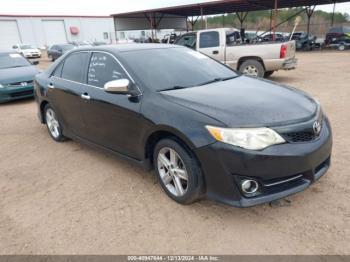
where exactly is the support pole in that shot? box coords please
[331,1,336,26]
[200,7,204,29]
[306,6,316,35]
[272,0,278,41]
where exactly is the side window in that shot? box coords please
[175,34,197,49]
[199,31,220,48]
[51,45,57,51]
[61,52,90,83]
[87,52,128,88]
[52,62,63,77]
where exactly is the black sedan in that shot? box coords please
[34,45,332,207]
[47,44,75,61]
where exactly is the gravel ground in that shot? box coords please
[0,51,349,255]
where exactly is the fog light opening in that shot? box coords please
[241,179,259,194]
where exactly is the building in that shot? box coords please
[0,15,115,49]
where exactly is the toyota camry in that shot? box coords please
[34,45,332,207]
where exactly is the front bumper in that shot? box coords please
[194,119,332,207]
[24,53,41,58]
[0,85,34,103]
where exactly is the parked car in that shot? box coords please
[47,44,75,61]
[12,44,42,59]
[0,51,39,103]
[259,33,287,43]
[289,32,317,51]
[325,26,350,46]
[34,45,332,207]
[174,28,297,78]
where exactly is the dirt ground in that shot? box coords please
[0,51,349,255]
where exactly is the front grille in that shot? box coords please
[10,90,33,98]
[8,80,34,87]
[283,131,319,143]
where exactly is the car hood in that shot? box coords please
[0,66,39,85]
[161,76,318,127]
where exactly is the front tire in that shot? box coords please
[154,138,203,205]
[44,104,66,142]
[239,59,265,78]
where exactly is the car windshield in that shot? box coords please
[20,45,34,50]
[0,53,31,69]
[291,33,302,40]
[119,47,238,91]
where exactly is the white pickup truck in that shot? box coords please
[174,28,297,78]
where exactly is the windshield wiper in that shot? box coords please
[158,85,190,92]
[198,76,237,86]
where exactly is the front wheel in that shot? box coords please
[154,138,203,205]
[239,59,265,78]
[44,104,66,142]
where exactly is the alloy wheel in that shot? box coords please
[46,108,60,139]
[157,147,188,197]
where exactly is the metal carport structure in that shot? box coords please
[112,0,350,40]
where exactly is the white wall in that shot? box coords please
[0,16,115,49]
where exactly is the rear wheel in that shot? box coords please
[239,59,265,78]
[44,104,66,142]
[154,138,203,204]
[338,43,346,51]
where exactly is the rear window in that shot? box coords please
[199,31,220,48]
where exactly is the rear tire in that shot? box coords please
[338,44,346,51]
[44,104,66,142]
[239,59,265,78]
[153,138,203,205]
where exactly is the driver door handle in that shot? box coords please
[81,93,91,100]
[212,50,219,54]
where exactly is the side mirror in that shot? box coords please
[32,61,39,65]
[104,79,130,94]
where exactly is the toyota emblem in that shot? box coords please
[313,121,321,135]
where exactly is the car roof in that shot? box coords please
[0,50,17,55]
[74,44,183,53]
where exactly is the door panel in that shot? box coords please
[81,87,142,159]
[198,31,225,63]
[48,77,86,135]
[48,51,90,136]
[80,52,143,159]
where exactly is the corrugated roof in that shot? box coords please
[112,0,350,17]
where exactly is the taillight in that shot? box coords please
[280,44,287,59]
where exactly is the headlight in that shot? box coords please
[0,84,4,88]
[206,126,286,150]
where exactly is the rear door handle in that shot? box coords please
[81,93,90,100]
[213,50,219,54]
[47,83,54,89]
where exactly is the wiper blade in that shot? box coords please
[158,85,189,92]
[198,76,237,86]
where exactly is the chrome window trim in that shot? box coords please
[51,50,142,95]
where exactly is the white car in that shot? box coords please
[12,44,42,59]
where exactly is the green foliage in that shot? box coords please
[200,7,349,29]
